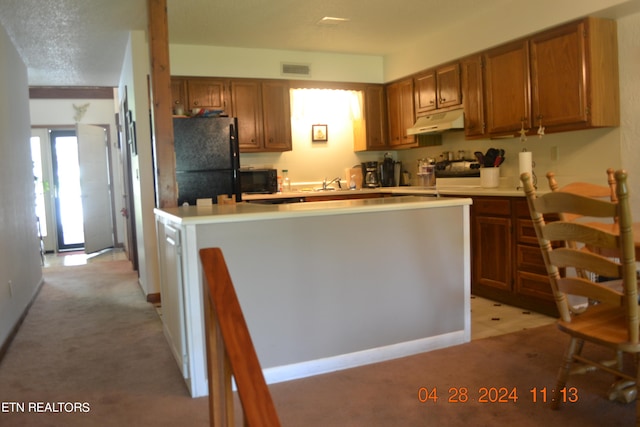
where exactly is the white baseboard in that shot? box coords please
[262,330,467,385]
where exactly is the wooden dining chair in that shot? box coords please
[546,169,621,293]
[522,170,640,418]
[546,168,617,222]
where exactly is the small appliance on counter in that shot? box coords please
[417,158,436,187]
[362,161,380,188]
[434,159,481,178]
[239,168,278,194]
[379,153,395,187]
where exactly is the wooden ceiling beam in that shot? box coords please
[147,0,177,208]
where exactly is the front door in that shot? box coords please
[76,124,114,254]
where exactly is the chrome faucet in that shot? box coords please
[322,177,342,190]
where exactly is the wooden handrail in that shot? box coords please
[200,248,281,427]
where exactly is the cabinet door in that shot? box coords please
[364,85,388,149]
[471,197,513,293]
[187,79,227,111]
[414,70,436,114]
[461,55,486,138]
[387,78,415,148]
[530,20,588,129]
[484,40,531,135]
[399,79,416,147]
[170,78,187,114]
[436,63,461,109]
[157,222,188,378]
[473,215,513,291]
[231,80,263,151]
[261,80,292,151]
[386,82,402,146]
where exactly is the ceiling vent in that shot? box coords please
[281,63,311,78]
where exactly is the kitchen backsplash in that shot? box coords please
[242,124,621,190]
[397,126,621,188]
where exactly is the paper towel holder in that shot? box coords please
[517,149,537,190]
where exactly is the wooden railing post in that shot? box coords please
[203,281,234,426]
[200,248,281,427]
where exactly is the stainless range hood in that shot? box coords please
[407,108,464,135]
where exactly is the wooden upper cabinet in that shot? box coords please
[483,40,531,136]
[530,17,619,132]
[232,79,291,152]
[386,82,401,145]
[460,55,486,138]
[436,63,461,110]
[414,70,437,114]
[414,63,461,116]
[355,85,388,151]
[365,85,388,149]
[530,21,587,128]
[386,77,416,148]
[187,78,227,111]
[261,80,292,151]
[231,80,263,151]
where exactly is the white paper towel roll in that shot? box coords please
[519,151,532,186]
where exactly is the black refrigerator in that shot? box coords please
[173,117,241,205]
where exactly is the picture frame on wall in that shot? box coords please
[312,124,328,142]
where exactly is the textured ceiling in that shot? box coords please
[0,0,146,86]
[0,0,638,87]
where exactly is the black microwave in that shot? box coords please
[239,169,278,194]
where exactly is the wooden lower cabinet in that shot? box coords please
[471,196,558,317]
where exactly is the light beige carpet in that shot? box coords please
[0,261,208,426]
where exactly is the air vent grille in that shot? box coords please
[281,63,311,77]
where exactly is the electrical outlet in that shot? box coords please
[550,146,559,162]
[8,280,13,297]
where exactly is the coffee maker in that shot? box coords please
[379,153,395,187]
[362,161,380,188]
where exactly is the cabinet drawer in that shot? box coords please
[516,244,547,275]
[515,270,554,301]
[514,196,560,221]
[513,198,531,218]
[516,218,540,245]
[472,197,511,216]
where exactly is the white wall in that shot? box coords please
[618,11,640,215]
[170,45,383,83]
[119,31,160,297]
[0,23,43,346]
[29,97,125,247]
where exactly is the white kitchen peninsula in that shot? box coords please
[155,195,472,397]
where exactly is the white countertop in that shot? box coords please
[241,178,541,201]
[155,195,471,225]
